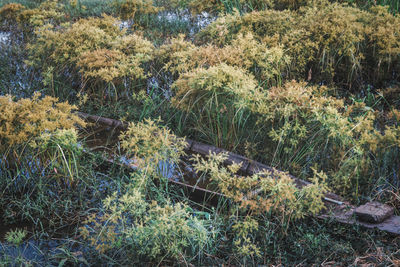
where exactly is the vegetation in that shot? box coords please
[1,0,400,265]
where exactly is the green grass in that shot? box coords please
[0,0,114,16]
[344,0,400,13]
[1,0,400,265]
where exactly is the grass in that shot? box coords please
[347,0,400,14]
[0,0,400,265]
[0,0,113,15]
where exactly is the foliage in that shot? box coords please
[184,0,299,14]
[0,3,25,28]
[198,0,400,89]
[81,189,214,263]
[81,119,216,264]
[5,229,27,246]
[171,64,261,150]
[0,94,87,228]
[0,92,84,157]
[248,81,400,199]
[192,151,328,261]
[341,0,400,14]
[2,0,400,265]
[0,100,122,235]
[16,0,65,28]
[192,152,328,220]
[29,128,83,182]
[120,118,187,171]
[27,14,154,98]
[158,33,289,85]
[112,0,160,21]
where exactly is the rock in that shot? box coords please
[355,201,394,223]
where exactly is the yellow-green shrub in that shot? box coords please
[185,0,304,14]
[192,152,328,218]
[154,34,195,75]
[0,92,84,152]
[187,0,224,14]
[158,33,289,85]
[247,80,400,199]
[81,119,214,263]
[112,0,160,21]
[77,36,152,85]
[29,128,83,182]
[0,93,85,182]
[27,15,121,71]
[363,6,400,85]
[198,1,400,89]
[17,0,65,28]
[192,151,328,257]
[172,64,260,111]
[120,118,187,170]
[27,15,154,97]
[171,64,261,150]
[81,189,212,262]
[0,3,25,28]
[272,0,314,9]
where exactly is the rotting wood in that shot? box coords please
[76,112,332,196]
[77,111,400,235]
[85,149,226,205]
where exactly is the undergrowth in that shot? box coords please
[1,0,400,265]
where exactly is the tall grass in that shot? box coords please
[346,0,400,14]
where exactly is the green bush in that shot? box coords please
[0,93,84,161]
[158,33,289,85]
[171,64,261,150]
[198,0,400,90]
[27,15,154,99]
[81,120,217,264]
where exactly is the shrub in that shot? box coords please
[120,118,187,171]
[192,151,328,260]
[185,0,306,14]
[0,3,25,28]
[192,152,328,220]
[198,0,400,90]
[0,92,84,156]
[171,64,261,150]
[248,80,400,199]
[16,0,65,29]
[27,15,154,98]
[29,128,83,182]
[81,119,215,264]
[0,93,111,232]
[112,0,160,21]
[363,6,400,85]
[81,189,213,263]
[0,92,85,183]
[158,32,289,86]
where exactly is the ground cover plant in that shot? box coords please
[1,0,400,265]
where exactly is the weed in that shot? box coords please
[5,229,27,246]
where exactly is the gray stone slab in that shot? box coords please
[355,201,394,223]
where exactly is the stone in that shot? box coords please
[355,201,394,223]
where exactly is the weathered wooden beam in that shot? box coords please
[76,112,326,193]
[77,111,400,235]
[77,112,129,129]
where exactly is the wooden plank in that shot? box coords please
[190,141,250,172]
[78,111,400,235]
